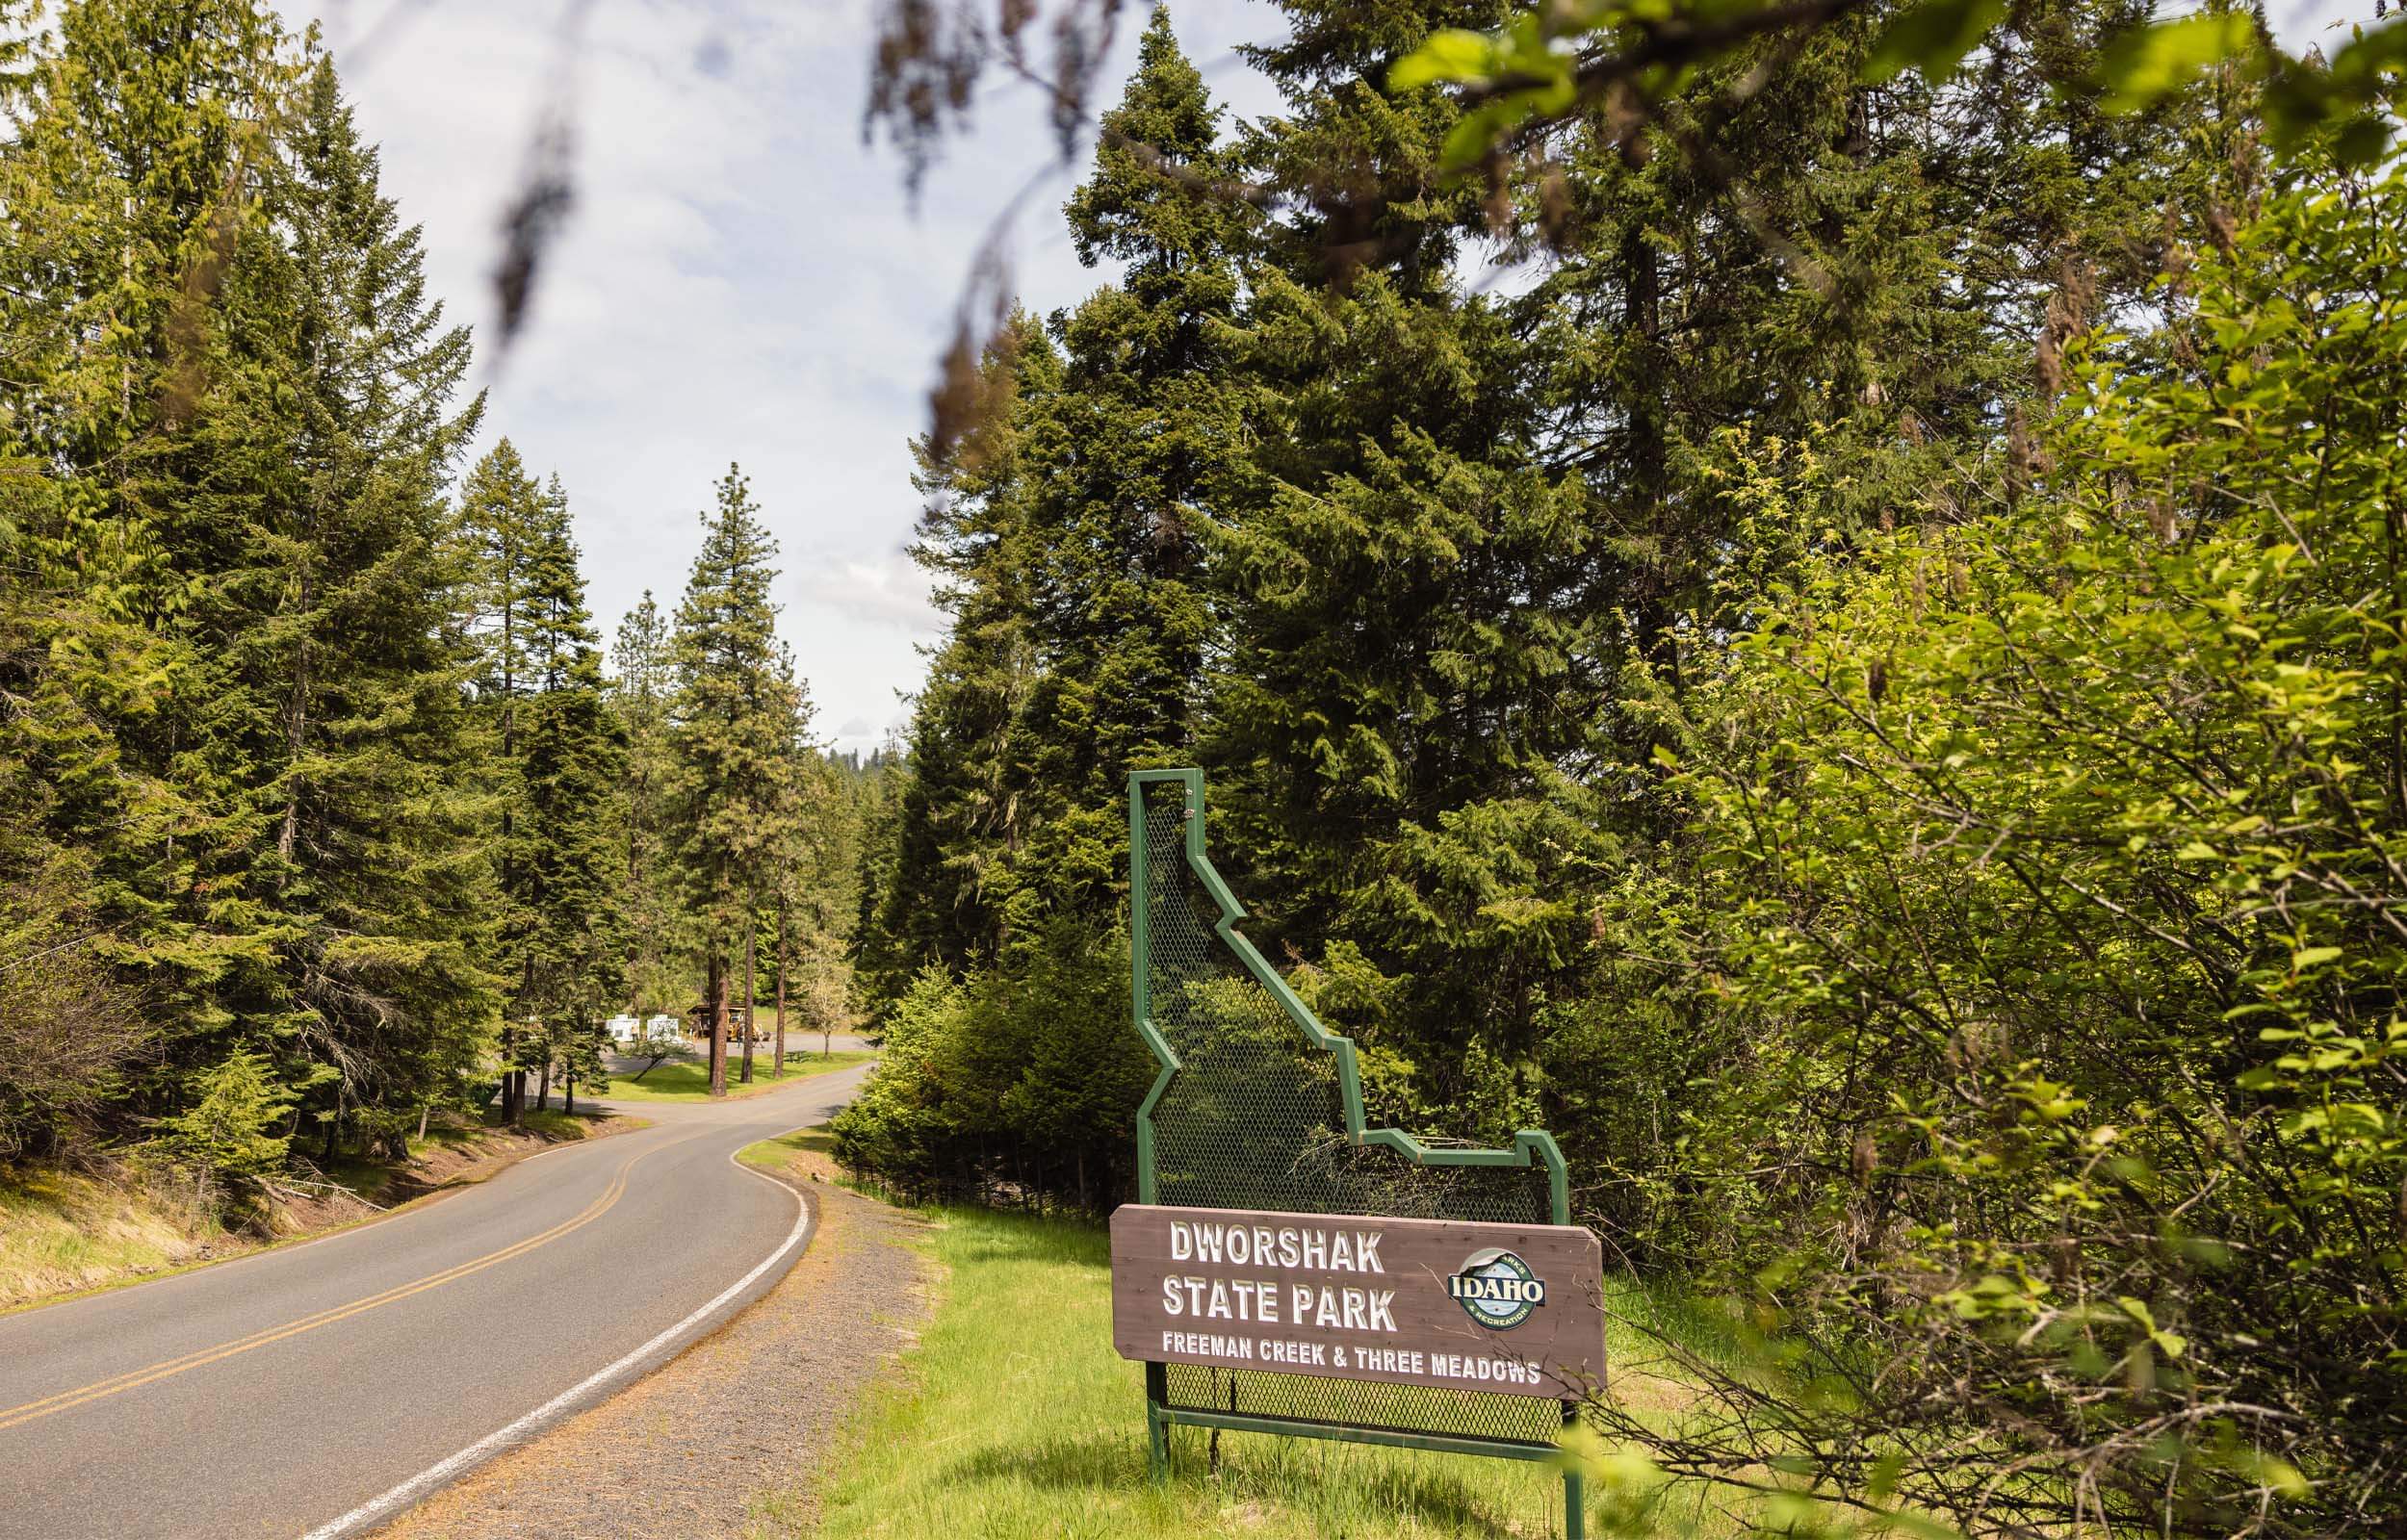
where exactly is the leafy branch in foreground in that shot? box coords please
[1392,0,2403,174]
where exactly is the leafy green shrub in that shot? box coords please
[155,1050,298,1195]
[833,922,1154,1208]
[0,764,148,1162]
[1585,162,2407,1536]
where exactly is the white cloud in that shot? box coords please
[792,549,947,631]
[2271,0,2383,49]
[282,0,1288,754]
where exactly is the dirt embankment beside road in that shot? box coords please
[0,1110,644,1315]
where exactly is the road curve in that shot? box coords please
[0,1064,873,1540]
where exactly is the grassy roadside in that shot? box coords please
[600,1049,873,1103]
[0,1106,636,1315]
[737,1124,842,1172]
[0,1165,224,1314]
[795,1202,1687,1540]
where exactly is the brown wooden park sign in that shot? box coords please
[1112,1204,1606,1400]
[1124,769,1604,1537]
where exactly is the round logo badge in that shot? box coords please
[1447,1247,1545,1329]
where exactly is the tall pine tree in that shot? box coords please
[0,0,299,1129]
[457,447,623,1120]
[608,590,683,1031]
[668,465,807,1096]
[1,9,499,1159]
[511,477,625,1114]
[867,11,1247,999]
[187,51,495,1155]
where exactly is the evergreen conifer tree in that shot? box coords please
[513,475,626,1113]
[1194,0,2240,1127]
[1037,4,1241,814]
[456,439,547,1119]
[187,51,494,1155]
[0,0,299,1127]
[869,13,1247,998]
[608,590,683,1030]
[2,11,496,1158]
[866,317,1052,995]
[668,465,808,1096]
[458,450,626,1120]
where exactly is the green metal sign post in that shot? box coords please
[1124,769,1592,1540]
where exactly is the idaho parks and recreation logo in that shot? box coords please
[1446,1247,1546,1329]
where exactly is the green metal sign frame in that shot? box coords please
[1127,768,1587,1539]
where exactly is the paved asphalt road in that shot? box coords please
[0,1063,874,1540]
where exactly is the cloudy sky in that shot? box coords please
[281,0,2362,757]
[276,0,1287,756]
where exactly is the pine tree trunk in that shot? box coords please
[500,1025,521,1125]
[707,947,729,1097]
[564,1074,575,1117]
[500,569,522,1121]
[773,896,788,1078]
[740,921,756,1085]
[1620,223,1678,698]
[625,772,644,1030]
[277,560,312,877]
[536,1055,552,1112]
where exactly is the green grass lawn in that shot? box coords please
[789,1203,1721,1540]
[512,1106,610,1140]
[600,1048,873,1103]
[737,1124,841,1170]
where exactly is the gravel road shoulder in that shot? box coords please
[369,1133,932,1540]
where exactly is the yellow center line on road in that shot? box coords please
[0,1135,694,1435]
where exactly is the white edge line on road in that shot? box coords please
[297,1146,814,1540]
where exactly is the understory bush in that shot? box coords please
[0,785,148,1163]
[1572,164,2406,1536]
[152,1050,298,1205]
[831,921,1155,1208]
